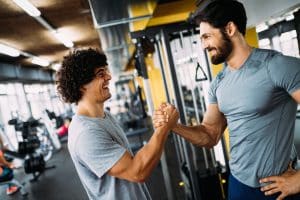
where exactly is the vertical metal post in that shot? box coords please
[21,84,33,117]
[186,33,210,170]
[135,37,175,200]
[157,37,187,166]
[161,29,202,200]
[155,38,184,163]
[46,85,55,112]
[204,51,212,82]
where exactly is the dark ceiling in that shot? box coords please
[0,0,194,73]
[0,0,299,74]
[0,0,100,69]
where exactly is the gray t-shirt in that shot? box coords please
[208,48,300,187]
[68,112,151,200]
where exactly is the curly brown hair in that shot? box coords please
[56,48,107,104]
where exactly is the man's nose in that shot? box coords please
[105,72,112,80]
[201,41,208,50]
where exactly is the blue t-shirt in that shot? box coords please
[68,112,151,200]
[208,48,300,187]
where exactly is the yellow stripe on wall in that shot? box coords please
[128,1,156,32]
[245,27,259,48]
[145,55,167,109]
[147,0,196,27]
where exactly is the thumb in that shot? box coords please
[276,193,286,200]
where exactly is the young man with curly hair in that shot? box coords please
[56,48,178,200]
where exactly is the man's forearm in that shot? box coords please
[172,123,216,148]
[293,170,300,192]
[132,126,169,182]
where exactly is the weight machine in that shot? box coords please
[8,117,56,182]
[131,21,229,200]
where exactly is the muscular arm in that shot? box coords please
[172,104,227,148]
[108,126,169,182]
[108,105,178,183]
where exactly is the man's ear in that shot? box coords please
[226,21,237,37]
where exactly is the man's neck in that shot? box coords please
[226,38,253,70]
[77,100,105,118]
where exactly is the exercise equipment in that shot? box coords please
[8,117,56,182]
[18,137,40,155]
[131,22,229,200]
[24,154,45,174]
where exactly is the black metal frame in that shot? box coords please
[131,21,204,200]
[131,20,231,200]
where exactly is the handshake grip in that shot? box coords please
[152,103,179,130]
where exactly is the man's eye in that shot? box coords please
[96,72,104,77]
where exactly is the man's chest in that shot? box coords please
[216,68,284,116]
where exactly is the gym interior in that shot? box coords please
[0,0,299,199]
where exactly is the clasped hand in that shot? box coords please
[152,103,179,130]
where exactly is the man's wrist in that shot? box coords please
[172,123,180,132]
[156,125,171,136]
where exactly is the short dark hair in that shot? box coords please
[56,48,107,104]
[194,0,247,35]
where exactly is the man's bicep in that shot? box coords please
[76,132,126,178]
[202,104,227,135]
[203,104,226,124]
[107,151,136,180]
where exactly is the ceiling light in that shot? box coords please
[268,18,277,26]
[258,38,270,47]
[51,63,61,71]
[53,31,74,48]
[290,30,297,38]
[256,23,269,33]
[280,30,297,42]
[31,57,50,67]
[285,14,294,21]
[0,44,20,57]
[12,0,41,17]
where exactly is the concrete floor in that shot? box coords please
[0,143,87,200]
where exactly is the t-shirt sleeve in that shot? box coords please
[267,53,300,94]
[75,127,126,178]
[208,78,218,104]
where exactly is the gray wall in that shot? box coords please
[240,0,300,27]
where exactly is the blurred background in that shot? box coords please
[0,0,299,199]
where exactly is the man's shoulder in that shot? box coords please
[259,49,300,70]
[254,48,281,61]
[255,48,278,55]
[69,116,91,134]
[70,115,109,130]
[68,116,104,143]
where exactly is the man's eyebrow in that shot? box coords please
[200,33,209,38]
[96,67,107,72]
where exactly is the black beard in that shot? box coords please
[210,31,233,65]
